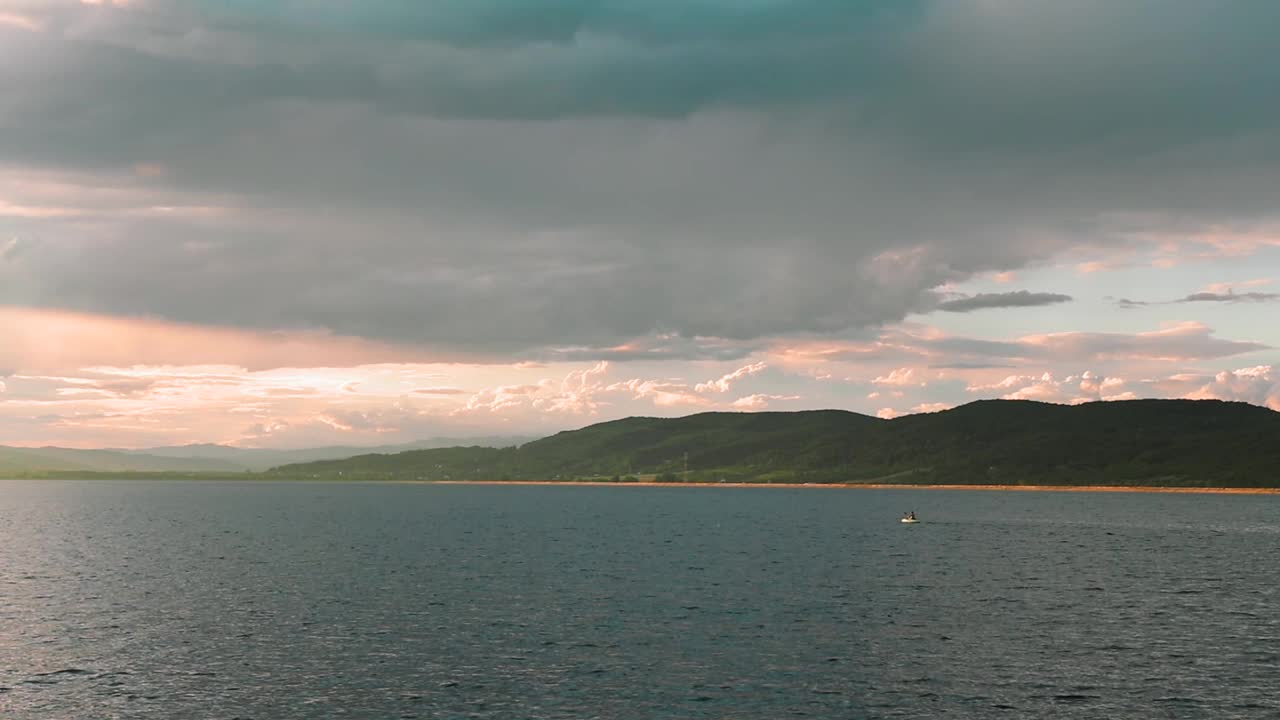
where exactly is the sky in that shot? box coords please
[2,0,1280,449]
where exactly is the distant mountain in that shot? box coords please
[269,400,1280,488]
[0,446,244,474]
[1,436,535,474]
[116,436,537,471]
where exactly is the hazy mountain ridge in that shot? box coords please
[269,400,1280,488]
[0,436,535,474]
[0,446,244,474]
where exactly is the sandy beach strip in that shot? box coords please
[414,480,1280,495]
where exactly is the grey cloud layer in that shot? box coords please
[1116,290,1280,308]
[1181,291,1280,303]
[828,324,1268,366]
[3,1,1279,352]
[936,291,1072,313]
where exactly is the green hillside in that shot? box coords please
[269,399,1280,488]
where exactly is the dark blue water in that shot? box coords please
[1,481,1277,719]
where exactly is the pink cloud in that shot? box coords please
[773,321,1265,375]
[1178,365,1280,411]
[965,373,1047,393]
[0,166,242,227]
[967,370,1137,404]
[1019,322,1267,362]
[0,200,83,218]
[317,410,398,434]
[876,408,902,419]
[731,393,800,410]
[1200,278,1273,295]
[959,364,1280,410]
[457,363,614,416]
[1061,243,1142,274]
[1190,228,1280,257]
[911,402,951,413]
[132,163,169,178]
[0,11,41,31]
[695,362,767,393]
[0,306,468,373]
[411,386,467,395]
[459,384,544,413]
[607,378,708,408]
[1075,261,1113,274]
[873,367,928,387]
[0,360,524,447]
[1127,225,1280,268]
[536,361,611,414]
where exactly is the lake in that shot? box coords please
[1,480,1277,718]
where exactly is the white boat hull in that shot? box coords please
[900,518,919,524]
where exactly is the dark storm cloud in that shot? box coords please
[3,1,1279,353]
[936,291,1073,313]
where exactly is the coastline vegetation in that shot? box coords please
[262,399,1280,488]
[8,400,1278,489]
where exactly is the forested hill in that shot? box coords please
[269,399,1280,488]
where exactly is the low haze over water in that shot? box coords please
[2,481,1277,719]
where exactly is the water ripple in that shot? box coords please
[1,480,1278,719]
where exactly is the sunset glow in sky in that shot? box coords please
[3,0,1280,448]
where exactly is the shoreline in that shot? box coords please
[4,477,1277,495]
[419,480,1280,495]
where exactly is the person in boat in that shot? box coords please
[908,511,916,520]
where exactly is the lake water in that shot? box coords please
[1,480,1277,719]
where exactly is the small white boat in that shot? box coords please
[900,517,919,524]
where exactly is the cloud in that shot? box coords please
[776,322,1266,370]
[607,378,708,408]
[455,360,719,417]
[1179,291,1280,303]
[960,365,1280,410]
[935,290,1073,313]
[458,383,546,414]
[1160,365,1280,411]
[1113,298,1148,309]
[731,393,800,411]
[0,11,41,32]
[873,367,928,387]
[695,362,767,393]
[911,402,951,413]
[411,386,468,395]
[2,1,1279,355]
[1201,278,1273,294]
[1113,278,1280,307]
[0,305,468,373]
[317,410,397,434]
[1019,323,1267,362]
[967,370,1136,404]
[544,334,760,363]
